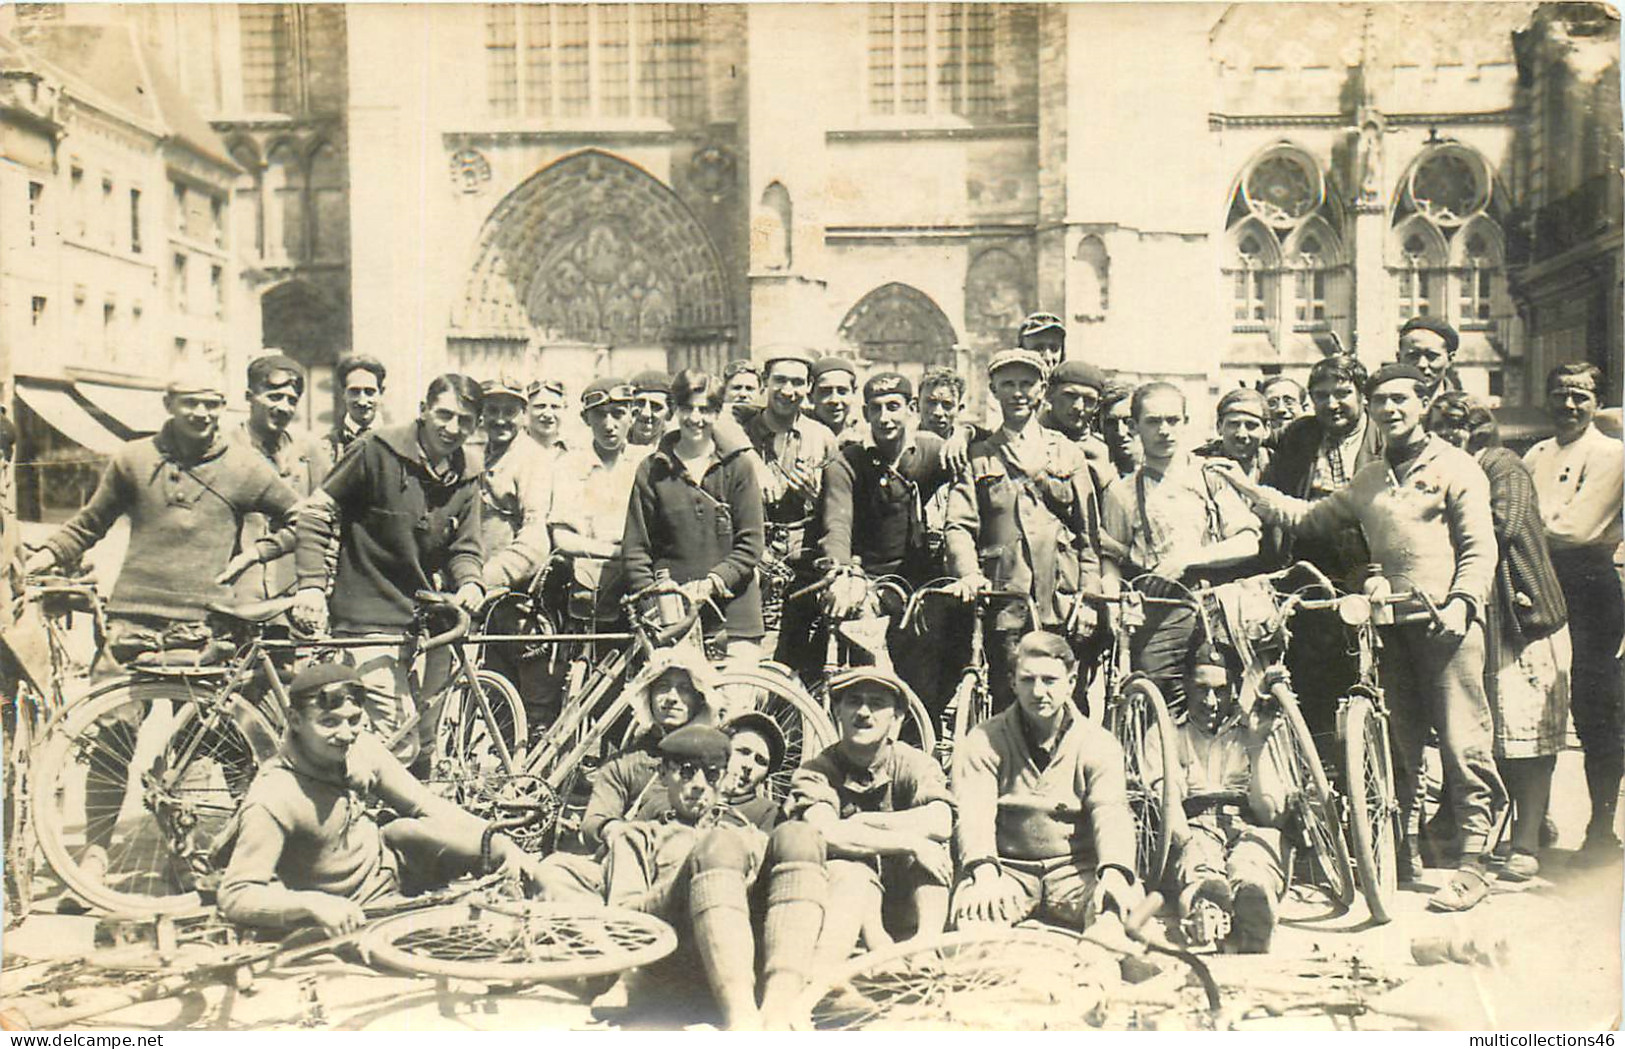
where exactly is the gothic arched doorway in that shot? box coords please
[837,282,958,379]
[454,149,735,380]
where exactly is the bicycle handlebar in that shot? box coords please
[412,591,472,652]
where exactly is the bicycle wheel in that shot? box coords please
[1266,688,1355,908]
[359,899,677,983]
[32,679,278,914]
[1108,675,1178,888]
[712,665,837,804]
[1342,693,1398,924]
[794,926,1114,1030]
[434,668,527,778]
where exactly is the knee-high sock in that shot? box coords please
[689,867,759,1030]
[759,859,828,1027]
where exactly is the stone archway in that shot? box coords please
[837,282,958,366]
[455,150,733,361]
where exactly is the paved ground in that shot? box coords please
[2,747,1619,1032]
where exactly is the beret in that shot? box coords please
[828,667,910,709]
[862,371,913,402]
[581,376,635,408]
[812,356,858,383]
[288,662,363,701]
[1399,315,1459,354]
[723,711,787,774]
[987,348,1048,379]
[1049,360,1106,391]
[481,373,527,402]
[630,369,672,395]
[1365,362,1429,396]
[658,724,732,766]
[1215,387,1268,422]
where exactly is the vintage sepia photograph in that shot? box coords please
[0,0,1619,1034]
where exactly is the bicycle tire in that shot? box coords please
[1341,693,1398,924]
[1108,676,1178,888]
[794,925,1114,1030]
[712,665,837,804]
[433,668,527,778]
[358,899,677,982]
[32,679,278,915]
[898,682,937,759]
[1267,688,1355,908]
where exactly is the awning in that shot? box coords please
[75,381,168,436]
[15,383,126,455]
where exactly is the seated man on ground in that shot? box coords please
[787,668,953,968]
[575,649,723,854]
[218,664,545,934]
[1162,643,1291,954]
[535,725,828,1031]
[951,631,1141,930]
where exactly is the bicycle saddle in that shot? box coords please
[205,595,298,624]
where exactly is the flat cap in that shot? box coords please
[166,357,226,398]
[758,346,816,374]
[1019,312,1065,338]
[862,371,913,402]
[1215,387,1268,422]
[828,667,910,709]
[812,356,858,383]
[481,373,527,402]
[1365,362,1429,396]
[1048,360,1107,392]
[1399,315,1459,354]
[987,348,1048,379]
[288,662,363,701]
[630,369,672,395]
[658,724,732,766]
[581,376,635,410]
[527,377,567,401]
[723,711,787,774]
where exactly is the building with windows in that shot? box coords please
[0,23,239,523]
[344,2,1609,424]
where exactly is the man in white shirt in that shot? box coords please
[548,377,642,627]
[1524,361,1624,858]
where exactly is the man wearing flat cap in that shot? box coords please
[536,722,830,1030]
[27,360,304,891]
[807,355,862,444]
[547,377,642,631]
[1195,386,1273,484]
[788,667,954,968]
[1211,362,1502,914]
[819,371,957,701]
[1018,311,1068,372]
[1398,315,1464,400]
[628,369,673,447]
[944,349,1105,713]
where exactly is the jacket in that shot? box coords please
[944,423,1103,628]
[1260,413,1384,585]
[229,421,327,602]
[295,422,484,632]
[820,429,953,581]
[1478,446,1567,645]
[622,432,766,641]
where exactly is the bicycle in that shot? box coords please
[4,566,108,925]
[782,568,937,754]
[28,591,525,916]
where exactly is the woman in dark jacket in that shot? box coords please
[622,369,765,662]
[1429,392,1571,881]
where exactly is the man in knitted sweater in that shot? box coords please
[25,368,302,887]
[1211,363,1505,912]
[950,631,1142,930]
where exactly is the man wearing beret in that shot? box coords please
[26,363,304,890]
[1195,387,1273,484]
[819,371,957,701]
[1399,315,1465,400]
[944,349,1104,713]
[628,369,673,447]
[1040,359,1116,487]
[807,356,862,445]
[1212,363,1504,913]
[219,664,546,933]
[536,723,829,1030]
[789,668,954,967]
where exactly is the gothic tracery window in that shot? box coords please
[867,3,1002,118]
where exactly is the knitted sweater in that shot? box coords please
[1256,435,1496,610]
[295,423,483,632]
[1478,446,1567,652]
[43,423,299,622]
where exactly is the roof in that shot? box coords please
[9,23,234,170]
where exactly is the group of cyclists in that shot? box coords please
[17,306,1624,1029]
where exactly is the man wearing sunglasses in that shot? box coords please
[536,724,829,1030]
